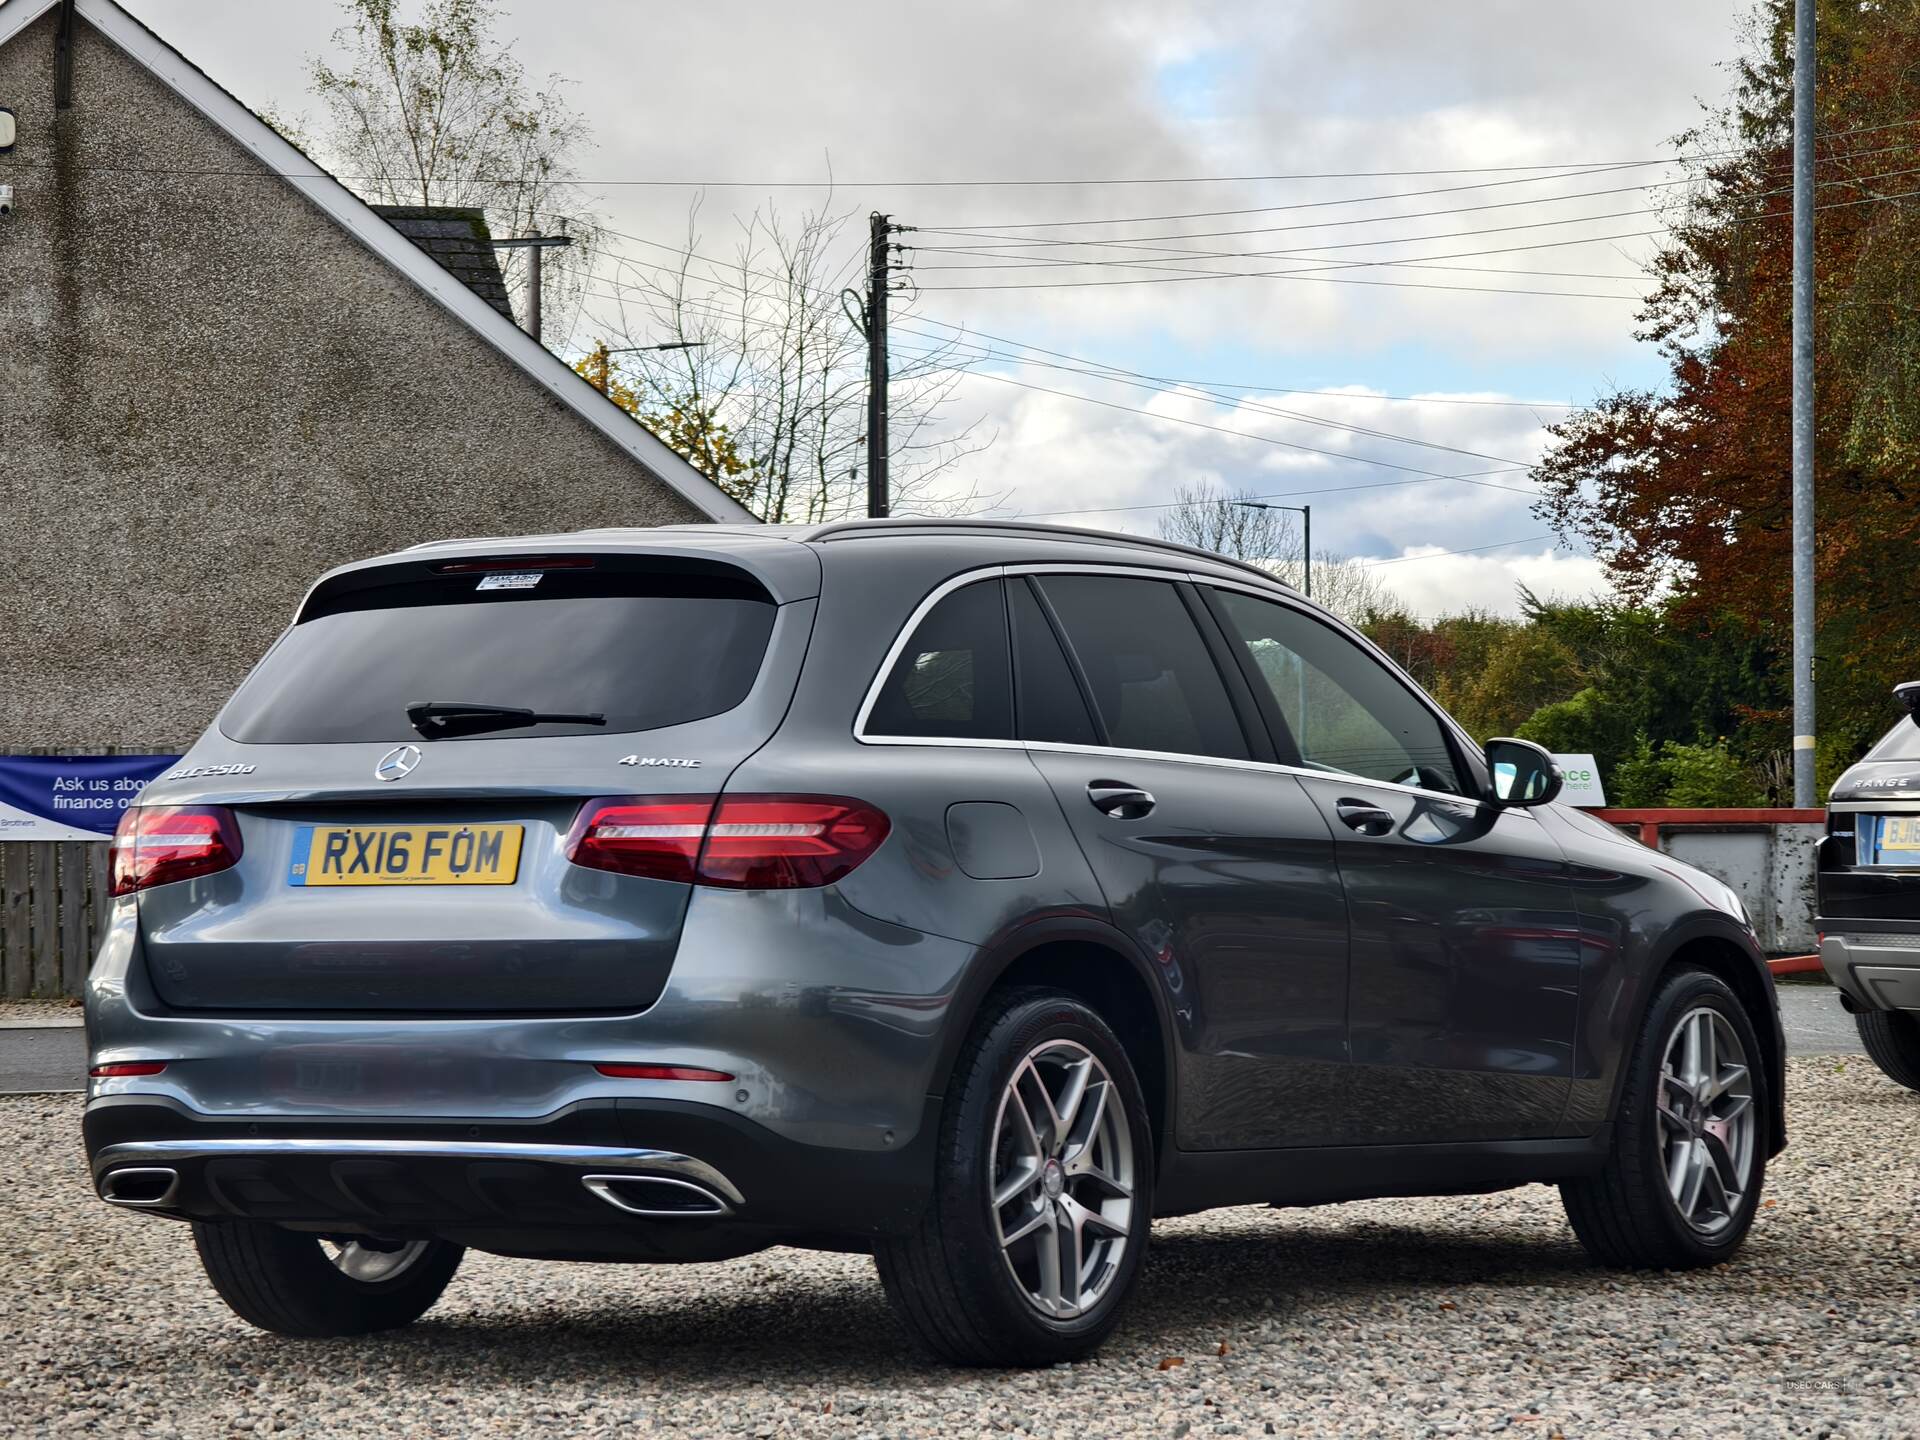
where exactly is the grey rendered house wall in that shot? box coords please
[0,8,710,750]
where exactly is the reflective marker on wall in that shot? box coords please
[0,754,180,840]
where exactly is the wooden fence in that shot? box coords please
[0,748,178,1000]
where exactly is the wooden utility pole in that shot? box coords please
[866,212,894,518]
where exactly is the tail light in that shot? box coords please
[89,1061,168,1078]
[566,794,890,889]
[109,806,243,896]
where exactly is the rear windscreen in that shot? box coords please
[221,564,776,744]
[1867,717,1920,762]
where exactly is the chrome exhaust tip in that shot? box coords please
[99,1167,181,1208]
[582,1173,731,1218]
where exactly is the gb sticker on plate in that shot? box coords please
[477,572,543,591]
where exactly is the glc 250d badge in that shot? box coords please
[375,745,423,781]
[164,762,257,781]
[618,756,701,768]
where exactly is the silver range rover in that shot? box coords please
[1819,680,1920,1089]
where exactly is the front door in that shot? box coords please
[1017,572,1350,1150]
[1204,585,1582,1145]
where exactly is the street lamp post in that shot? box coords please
[603,341,706,355]
[586,340,707,395]
[1231,500,1312,597]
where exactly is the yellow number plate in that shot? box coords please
[288,824,523,886]
[1880,815,1920,854]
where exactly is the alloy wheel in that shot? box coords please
[323,1237,431,1284]
[1656,1006,1757,1236]
[989,1039,1136,1320]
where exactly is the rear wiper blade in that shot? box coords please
[406,700,606,740]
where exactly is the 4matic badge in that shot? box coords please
[618,756,702,768]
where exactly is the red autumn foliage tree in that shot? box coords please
[1532,0,1920,775]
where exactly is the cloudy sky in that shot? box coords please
[122,0,1750,617]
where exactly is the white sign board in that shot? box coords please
[1552,753,1607,807]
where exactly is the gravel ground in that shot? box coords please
[3,1060,1915,1439]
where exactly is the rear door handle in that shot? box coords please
[1335,797,1396,836]
[1088,781,1155,820]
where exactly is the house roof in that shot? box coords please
[0,0,758,524]
[371,205,515,321]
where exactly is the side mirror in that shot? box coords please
[1486,737,1564,807]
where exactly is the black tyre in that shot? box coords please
[192,1222,464,1337]
[875,987,1153,1366]
[1561,966,1769,1269]
[1855,1008,1920,1092]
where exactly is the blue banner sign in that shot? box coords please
[0,754,182,841]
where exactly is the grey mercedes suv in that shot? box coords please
[86,520,1785,1365]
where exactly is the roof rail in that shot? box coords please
[804,517,1295,589]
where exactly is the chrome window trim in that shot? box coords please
[852,560,1489,812]
[851,564,1008,741]
[1194,572,1494,801]
[851,562,1194,741]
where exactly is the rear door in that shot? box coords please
[1017,571,1350,1150]
[1204,584,1581,1144]
[139,550,812,1013]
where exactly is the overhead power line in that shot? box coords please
[920,132,1920,230]
[576,260,1565,475]
[920,165,1920,268]
[569,164,1920,309]
[884,332,1543,468]
[895,365,1539,492]
[927,161,1665,232]
[911,185,1920,292]
[577,274,1541,496]
[578,271,1547,483]
[583,220,1651,303]
[916,147,1920,250]
[886,314,1586,409]
[578,249,1591,414]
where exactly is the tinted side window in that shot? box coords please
[1038,576,1249,760]
[866,579,1013,739]
[1009,578,1098,745]
[1212,589,1463,793]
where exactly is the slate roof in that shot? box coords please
[370,205,516,321]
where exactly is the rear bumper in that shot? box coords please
[83,1094,937,1258]
[1819,929,1920,1012]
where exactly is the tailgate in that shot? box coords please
[134,544,816,1013]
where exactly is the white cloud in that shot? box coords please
[117,0,1733,603]
[1356,547,1612,620]
[125,0,1733,374]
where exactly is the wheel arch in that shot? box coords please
[1636,918,1788,1157]
[935,916,1177,1178]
